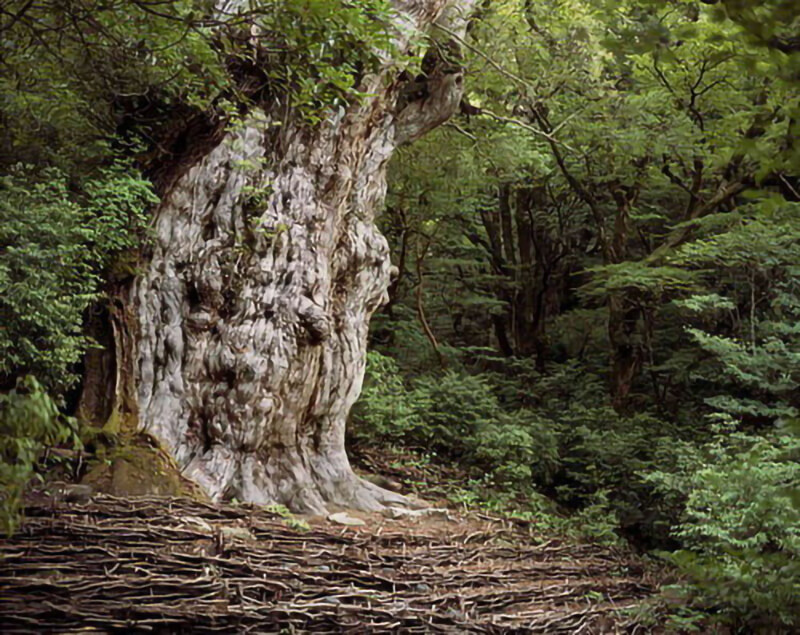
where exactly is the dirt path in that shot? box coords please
[0,497,657,633]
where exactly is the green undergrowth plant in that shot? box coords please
[0,376,81,535]
[648,419,800,629]
[263,503,311,532]
[440,474,623,545]
[0,166,154,392]
[351,352,691,544]
[350,352,560,488]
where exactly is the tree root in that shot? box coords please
[0,496,658,633]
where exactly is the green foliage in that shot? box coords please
[2,0,223,169]
[641,201,800,626]
[353,352,677,539]
[420,371,557,485]
[0,376,80,535]
[1,0,398,169]
[371,0,800,627]
[553,407,680,531]
[0,166,154,391]
[264,503,311,532]
[649,421,800,627]
[581,262,697,302]
[350,351,429,442]
[265,0,398,118]
[670,202,800,420]
[351,353,559,487]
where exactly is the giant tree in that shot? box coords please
[2,0,477,513]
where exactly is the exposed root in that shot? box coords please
[180,448,410,515]
[325,475,410,511]
[0,496,659,633]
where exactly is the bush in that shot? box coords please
[350,351,430,443]
[419,370,502,453]
[0,166,153,392]
[0,376,80,534]
[472,408,560,485]
[541,406,685,539]
[351,355,560,486]
[649,420,800,628]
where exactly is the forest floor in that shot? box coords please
[0,451,663,633]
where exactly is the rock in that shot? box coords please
[445,608,467,621]
[320,596,341,605]
[54,484,93,504]
[382,507,451,521]
[219,526,255,541]
[414,583,431,593]
[327,512,366,527]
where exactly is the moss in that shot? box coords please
[80,409,206,500]
[102,408,124,436]
[107,248,143,283]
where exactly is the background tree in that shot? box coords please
[359,0,800,626]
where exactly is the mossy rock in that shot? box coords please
[81,425,205,500]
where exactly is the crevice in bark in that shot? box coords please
[75,302,116,424]
[114,95,229,197]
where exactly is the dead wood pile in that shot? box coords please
[0,496,656,633]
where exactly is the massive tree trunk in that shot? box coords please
[102,1,474,513]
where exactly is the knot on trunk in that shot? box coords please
[297,298,331,344]
[393,23,469,146]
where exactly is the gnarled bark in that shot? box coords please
[104,1,476,513]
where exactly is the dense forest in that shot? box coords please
[2,0,799,631]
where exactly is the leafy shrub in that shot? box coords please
[420,370,501,453]
[648,420,800,628]
[0,166,153,391]
[0,376,80,534]
[351,355,560,486]
[474,408,561,485]
[413,371,559,486]
[541,406,684,538]
[350,351,429,442]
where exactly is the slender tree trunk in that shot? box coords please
[514,186,536,357]
[95,0,475,513]
[608,298,641,412]
[606,184,641,412]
